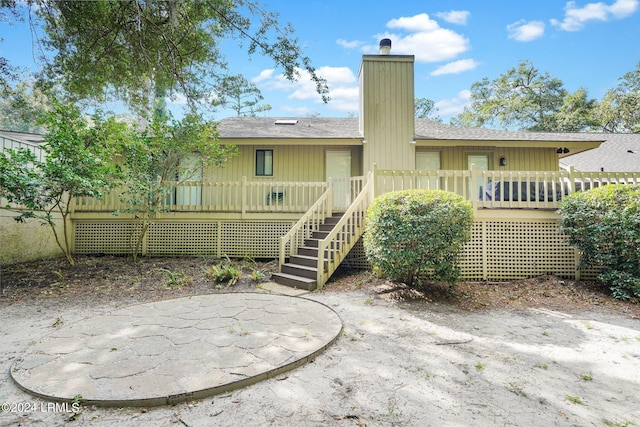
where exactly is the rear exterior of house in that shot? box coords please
[3,46,638,289]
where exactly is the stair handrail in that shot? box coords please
[316,171,373,289]
[278,180,333,269]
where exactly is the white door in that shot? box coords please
[326,150,352,210]
[416,151,441,189]
[176,153,203,206]
[468,154,490,200]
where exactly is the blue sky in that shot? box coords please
[1,0,639,122]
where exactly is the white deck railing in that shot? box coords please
[316,171,374,288]
[374,165,640,209]
[278,183,333,268]
[73,179,329,213]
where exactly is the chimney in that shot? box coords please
[379,38,392,55]
[359,41,415,175]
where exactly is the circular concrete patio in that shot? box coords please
[10,293,342,407]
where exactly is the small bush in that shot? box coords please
[205,260,241,287]
[559,184,640,300]
[363,189,473,286]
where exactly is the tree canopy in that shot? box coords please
[415,97,442,122]
[0,79,51,133]
[453,60,568,131]
[214,74,271,117]
[4,0,329,114]
[453,60,640,133]
[595,61,640,133]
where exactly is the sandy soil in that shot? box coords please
[1,256,640,426]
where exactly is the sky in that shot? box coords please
[1,0,639,123]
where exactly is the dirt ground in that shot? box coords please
[1,256,640,426]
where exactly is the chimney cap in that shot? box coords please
[379,38,392,55]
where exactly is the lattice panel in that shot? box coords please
[147,223,219,256]
[220,221,293,258]
[74,218,594,281]
[75,222,139,255]
[459,222,485,280]
[344,238,370,269]
[484,220,578,280]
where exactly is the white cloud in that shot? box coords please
[430,59,479,76]
[166,92,188,106]
[551,0,639,31]
[336,39,364,49]
[435,90,471,117]
[253,66,359,113]
[362,13,470,63]
[387,13,441,32]
[435,10,470,25]
[507,20,545,41]
[251,69,275,83]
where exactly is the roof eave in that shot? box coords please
[218,137,363,146]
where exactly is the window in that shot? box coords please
[255,149,273,176]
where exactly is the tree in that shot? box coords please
[0,79,52,133]
[214,74,270,117]
[18,0,329,113]
[595,61,640,133]
[553,88,600,132]
[0,0,20,96]
[453,60,568,131]
[0,101,122,265]
[415,97,442,122]
[114,112,238,261]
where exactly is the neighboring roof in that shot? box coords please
[0,129,46,145]
[560,133,640,172]
[217,117,362,139]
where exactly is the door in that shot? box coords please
[176,153,203,206]
[468,154,490,200]
[416,151,441,189]
[326,150,352,210]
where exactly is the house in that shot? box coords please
[3,41,638,288]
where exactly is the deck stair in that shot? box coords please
[274,172,373,291]
[272,213,344,290]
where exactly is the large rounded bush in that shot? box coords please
[560,184,640,300]
[363,189,473,286]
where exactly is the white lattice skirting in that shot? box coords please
[74,218,597,281]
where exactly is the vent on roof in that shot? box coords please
[274,119,298,125]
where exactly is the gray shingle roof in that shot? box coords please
[217,117,603,143]
[216,117,362,139]
[415,120,603,142]
[0,130,46,145]
[560,133,640,172]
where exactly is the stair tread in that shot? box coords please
[291,254,318,260]
[271,272,316,283]
[283,263,317,272]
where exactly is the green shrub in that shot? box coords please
[205,259,241,288]
[559,184,640,300]
[363,189,474,286]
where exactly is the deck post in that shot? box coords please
[567,166,576,194]
[241,176,247,217]
[327,178,333,218]
[469,164,479,210]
